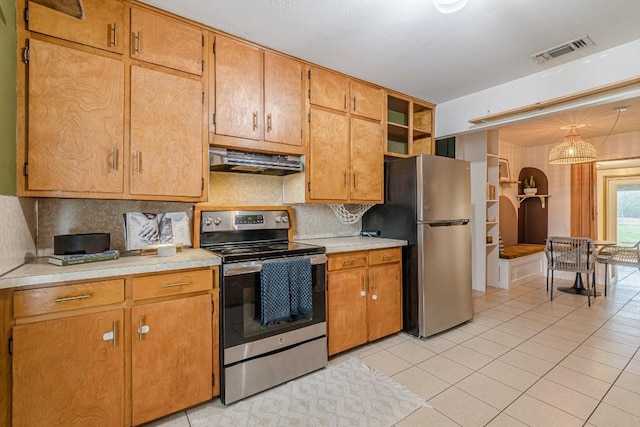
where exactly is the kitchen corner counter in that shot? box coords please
[295,236,407,254]
[0,249,221,290]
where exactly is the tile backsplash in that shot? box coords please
[0,195,36,275]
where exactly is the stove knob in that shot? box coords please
[203,217,213,227]
[281,216,289,223]
[213,217,222,226]
[275,216,282,223]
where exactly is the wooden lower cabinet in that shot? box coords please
[132,294,212,425]
[12,309,125,427]
[327,248,402,356]
[10,267,219,426]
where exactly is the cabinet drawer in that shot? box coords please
[368,247,402,265]
[328,252,367,271]
[13,279,125,318]
[132,269,212,300]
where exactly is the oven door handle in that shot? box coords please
[223,254,327,277]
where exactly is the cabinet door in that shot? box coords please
[308,107,349,202]
[350,117,383,203]
[351,81,383,121]
[130,7,203,75]
[130,66,203,198]
[368,263,402,342]
[264,52,303,147]
[27,0,124,54]
[132,294,212,425]
[12,310,124,427]
[327,268,368,355]
[27,39,124,194]
[309,67,349,112]
[214,34,262,140]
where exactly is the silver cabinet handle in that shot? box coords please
[344,94,347,110]
[137,316,150,342]
[353,97,357,112]
[134,150,141,173]
[382,254,393,260]
[267,113,272,132]
[102,321,117,348]
[371,275,376,291]
[111,147,118,171]
[353,174,357,188]
[252,111,258,131]
[111,23,118,47]
[342,258,355,265]
[53,294,91,303]
[134,30,141,53]
[162,281,190,288]
[343,172,347,187]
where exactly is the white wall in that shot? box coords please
[436,39,640,138]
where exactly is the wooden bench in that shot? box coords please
[497,244,546,289]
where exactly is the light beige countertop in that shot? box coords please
[295,236,407,254]
[0,249,221,290]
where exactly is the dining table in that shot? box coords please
[557,240,616,295]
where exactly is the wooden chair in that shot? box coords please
[544,237,596,306]
[597,241,640,296]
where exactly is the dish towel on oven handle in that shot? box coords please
[260,258,313,326]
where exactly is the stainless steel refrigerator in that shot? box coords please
[363,154,473,337]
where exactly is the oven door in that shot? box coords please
[221,254,327,362]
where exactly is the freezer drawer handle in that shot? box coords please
[427,219,469,227]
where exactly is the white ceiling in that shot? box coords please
[140,0,640,146]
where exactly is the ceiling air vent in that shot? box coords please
[529,35,595,63]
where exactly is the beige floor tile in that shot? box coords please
[494,322,539,339]
[544,324,591,343]
[441,345,493,371]
[507,315,550,332]
[565,311,609,327]
[374,333,410,349]
[519,310,559,325]
[555,318,601,335]
[596,325,640,344]
[392,366,452,401]
[461,336,511,358]
[624,358,640,376]
[456,372,521,410]
[395,407,459,427]
[515,340,569,364]
[490,304,528,316]
[529,331,581,353]
[145,411,190,427]
[504,394,584,427]
[471,314,505,328]
[532,303,577,319]
[328,342,383,366]
[479,328,526,348]
[417,354,473,384]
[560,354,623,383]
[572,344,632,369]
[485,412,529,426]
[499,349,555,376]
[360,349,412,377]
[588,402,640,427]
[429,386,500,427]
[526,378,600,420]
[387,339,436,365]
[480,308,518,321]
[414,335,457,354]
[614,370,640,395]
[479,359,539,392]
[456,321,491,336]
[544,365,611,400]
[602,385,640,417]
[437,328,474,344]
[606,315,640,330]
[584,336,639,358]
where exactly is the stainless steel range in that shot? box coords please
[199,208,327,404]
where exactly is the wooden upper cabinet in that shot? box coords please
[27,39,124,194]
[309,67,349,112]
[308,107,350,202]
[350,117,383,203]
[26,0,124,54]
[214,34,262,141]
[12,309,125,427]
[264,51,303,147]
[130,66,203,199]
[351,81,383,121]
[130,7,203,76]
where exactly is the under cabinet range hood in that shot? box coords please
[209,148,303,176]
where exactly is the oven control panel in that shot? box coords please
[201,210,290,232]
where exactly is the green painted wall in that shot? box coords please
[0,0,16,195]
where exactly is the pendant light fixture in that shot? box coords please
[548,125,597,164]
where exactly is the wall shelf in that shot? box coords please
[516,194,550,208]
